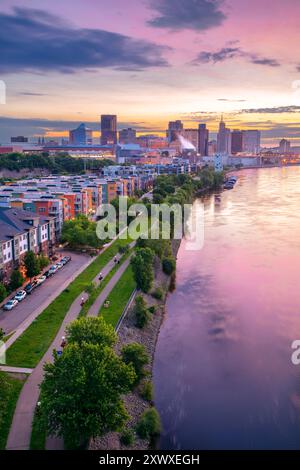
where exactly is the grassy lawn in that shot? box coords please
[99,264,136,328]
[0,372,26,449]
[6,237,131,368]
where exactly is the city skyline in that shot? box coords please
[0,0,300,144]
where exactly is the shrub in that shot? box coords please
[136,408,161,440]
[134,296,150,329]
[162,256,176,276]
[38,255,50,271]
[119,245,129,255]
[152,288,163,300]
[85,282,96,294]
[120,429,135,447]
[140,380,153,402]
[131,248,154,293]
[148,306,156,315]
[121,342,149,385]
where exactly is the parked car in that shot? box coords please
[14,290,27,302]
[56,261,64,269]
[35,275,46,287]
[25,282,36,294]
[48,265,59,275]
[3,299,18,310]
[44,270,51,278]
[61,256,71,264]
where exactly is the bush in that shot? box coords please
[152,288,163,300]
[136,408,161,440]
[131,248,154,293]
[121,342,149,385]
[134,296,150,329]
[148,306,156,315]
[119,245,129,255]
[0,283,7,303]
[9,270,24,291]
[162,257,176,276]
[38,255,50,271]
[120,429,135,447]
[85,282,96,294]
[140,380,153,402]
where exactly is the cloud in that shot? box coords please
[218,98,247,102]
[0,7,169,74]
[17,92,49,96]
[241,106,300,114]
[192,47,280,67]
[147,0,226,31]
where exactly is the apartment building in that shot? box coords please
[0,207,55,283]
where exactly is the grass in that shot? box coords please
[3,332,15,343]
[99,264,136,328]
[6,237,131,368]
[0,372,26,449]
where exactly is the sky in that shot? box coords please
[0,0,300,145]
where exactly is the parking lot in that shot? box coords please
[0,251,92,335]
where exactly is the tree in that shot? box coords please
[0,283,7,303]
[66,316,117,348]
[40,342,136,448]
[38,255,50,271]
[136,408,161,440]
[162,256,176,276]
[24,251,40,279]
[9,270,24,291]
[131,248,154,293]
[134,295,150,329]
[61,215,103,250]
[121,342,149,385]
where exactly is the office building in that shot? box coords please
[242,130,261,154]
[101,115,117,145]
[119,128,136,145]
[231,130,243,154]
[198,124,209,156]
[184,129,199,151]
[166,120,183,143]
[217,117,231,155]
[69,123,93,146]
[11,136,28,143]
[279,139,291,154]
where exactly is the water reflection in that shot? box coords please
[153,167,300,450]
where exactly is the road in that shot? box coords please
[0,251,91,335]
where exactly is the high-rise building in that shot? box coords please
[231,130,243,154]
[184,129,199,150]
[69,123,93,146]
[198,124,209,156]
[279,138,291,154]
[101,115,117,145]
[119,128,136,145]
[166,120,183,143]
[242,130,261,154]
[217,117,231,154]
[11,136,28,143]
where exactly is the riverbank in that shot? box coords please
[90,239,181,450]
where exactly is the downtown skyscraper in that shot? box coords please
[100,115,117,145]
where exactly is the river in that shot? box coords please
[153,167,300,450]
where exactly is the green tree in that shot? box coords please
[66,316,117,348]
[38,255,50,271]
[162,256,176,276]
[40,342,136,448]
[24,251,40,279]
[131,248,154,293]
[121,342,149,385]
[61,215,103,249]
[136,408,161,440]
[134,295,150,329]
[0,283,7,303]
[9,270,24,291]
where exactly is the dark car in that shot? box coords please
[44,270,51,278]
[25,283,35,294]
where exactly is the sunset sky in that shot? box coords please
[1,0,300,145]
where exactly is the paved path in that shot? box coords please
[0,251,93,340]
[5,249,133,450]
[88,257,132,317]
[0,366,33,374]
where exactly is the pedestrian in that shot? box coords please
[61,336,66,348]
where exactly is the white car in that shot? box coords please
[3,299,18,311]
[35,275,46,286]
[56,261,64,269]
[49,265,58,275]
[14,290,27,302]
